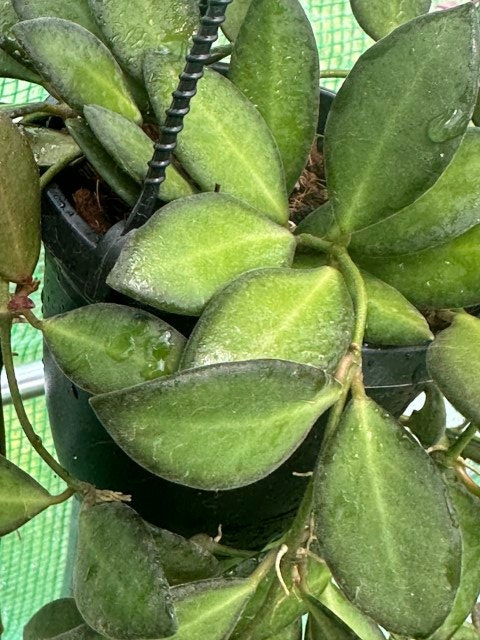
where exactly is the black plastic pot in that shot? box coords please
[41,89,430,549]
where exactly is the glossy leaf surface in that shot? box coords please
[146,524,219,585]
[107,193,295,315]
[170,578,254,640]
[12,0,103,38]
[21,125,80,167]
[406,383,446,448]
[356,223,480,309]
[229,0,319,191]
[83,104,195,201]
[350,0,431,40]
[74,502,176,639]
[429,472,480,640]
[24,598,84,640]
[314,397,462,636]
[146,59,289,223]
[91,359,341,490]
[42,303,186,394]
[326,4,480,234]
[180,267,354,373]
[350,129,480,256]
[427,313,480,424]
[0,113,40,282]
[315,583,384,640]
[0,454,57,535]
[305,595,357,640]
[362,271,432,347]
[222,0,252,40]
[66,117,139,206]
[88,0,199,80]
[13,18,141,122]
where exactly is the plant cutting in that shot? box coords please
[1,0,480,638]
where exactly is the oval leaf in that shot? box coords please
[90,359,342,490]
[294,202,335,239]
[146,524,219,585]
[170,578,254,640]
[88,0,199,80]
[0,112,40,283]
[180,266,354,374]
[229,0,319,191]
[362,271,432,347]
[0,454,58,535]
[427,313,480,424]
[12,0,103,39]
[429,471,480,640]
[356,223,480,309]
[313,397,462,637]
[83,104,195,202]
[145,58,289,224]
[42,303,186,394]
[270,620,302,640]
[107,193,296,315]
[406,383,446,448]
[65,116,140,207]
[24,598,84,640]
[222,0,252,41]
[326,4,480,234]
[0,47,41,82]
[350,0,431,40]
[74,502,177,639]
[12,18,141,122]
[350,129,480,256]
[21,125,80,167]
[305,595,358,640]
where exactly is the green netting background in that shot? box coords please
[0,1,463,638]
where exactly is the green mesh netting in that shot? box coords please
[0,1,451,637]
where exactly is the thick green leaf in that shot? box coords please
[406,383,446,448]
[0,113,40,283]
[350,0,431,40]
[315,583,384,640]
[268,620,302,640]
[222,0,252,41]
[107,193,295,315]
[427,313,480,424]
[12,0,103,39]
[291,251,328,270]
[24,598,84,640]
[13,18,141,122]
[326,4,480,234]
[180,266,354,374]
[229,0,319,191]
[294,202,335,239]
[305,596,358,640]
[146,524,219,585]
[42,303,186,394]
[350,129,480,256]
[429,472,480,640]
[0,454,58,535]
[362,271,432,347]
[450,625,480,640]
[83,104,195,202]
[314,397,462,637]
[145,58,289,224]
[74,502,177,639]
[65,117,139,207]
[90,359,341,490]
[0,0,20,52]
[170,578,254,640]
[52,627,103,639]
[0,47,41,82]
[356,223,480,309]
[21,126,80,167]
[88,0,199,80]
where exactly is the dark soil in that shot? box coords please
[289,142,328,225]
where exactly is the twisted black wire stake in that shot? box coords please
[123,0,233,233]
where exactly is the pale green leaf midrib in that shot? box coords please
[189,96,285,215]
[340,35,447,229]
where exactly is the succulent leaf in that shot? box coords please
[90,359,341,491]
[222,0,253,41]
[350,0,431,40]
[12,0,103,39]
[406,383,446,448]
[23,598,84,640]
[21,125,80,167]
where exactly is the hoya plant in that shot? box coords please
[0,0,480,638]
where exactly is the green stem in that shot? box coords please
[446,432,480,465]
[295,233,333,254]
[20,308,43,331]
[1,101,76,120]
[0,314,86,492]
[40,149,83,191]
[320,69,350,79]
[447,422,479,463]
